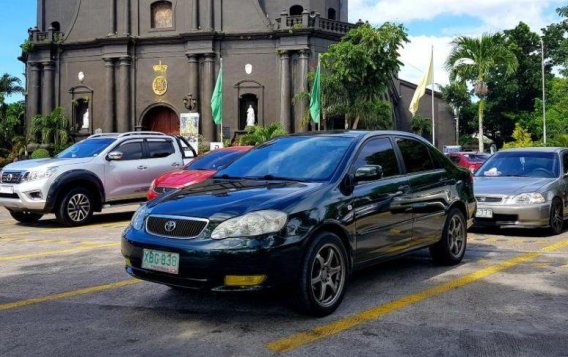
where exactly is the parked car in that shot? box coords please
[448,152,491,172]
[474,147,568,235]
[147,146,252,200]
[0,132,196,226]
[122,131,475,316]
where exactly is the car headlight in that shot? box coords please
[131,204,148,230]
[23,167,58,182]
[510,192,546,204]
[211,210,288,240]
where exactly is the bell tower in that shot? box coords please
[261,0,347,22]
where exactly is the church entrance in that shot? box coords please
[239,94,258,130]
[142,106,179,135]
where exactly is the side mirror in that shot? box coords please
[107,151,124,161]
[355,165,384,182]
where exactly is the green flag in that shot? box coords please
[309,55,321,124]
[211,59,223,126]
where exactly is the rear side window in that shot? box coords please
[117,141,144,160]
[147,140,175,158]
[352,138,400,178]
[396,138,435,173]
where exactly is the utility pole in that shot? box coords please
[541,37,547,146]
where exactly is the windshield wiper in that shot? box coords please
[215,174,243,180]
[245,175,307,182]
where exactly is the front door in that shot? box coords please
[143,106,180,135]
[352,137,414,264]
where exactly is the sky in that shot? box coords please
[0,0,564,103]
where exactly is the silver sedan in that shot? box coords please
[473,147,568,235]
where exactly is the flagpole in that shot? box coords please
[431,45,436,147]
[220,57,223,144]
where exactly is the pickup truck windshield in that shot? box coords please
[216,136,355,182]
[56,138,116,159]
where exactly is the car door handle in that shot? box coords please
[171,162,181,167]
[137,165,147,170]
[394,185,411,196]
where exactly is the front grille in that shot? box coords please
[154,187,176,195]
[476,196,503,203]
[146,215,208,239]
[1,172,23,184]
[0,193,19,199]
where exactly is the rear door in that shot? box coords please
[395,137,452,248]
[352,137,414,263]
[105,139,149,201]
[144,139,181,183]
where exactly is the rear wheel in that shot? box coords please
[296,232,349,316]
[55,187,94,227]
[8,210,43,224]
[549,198,564,236]
[430,208,467,266]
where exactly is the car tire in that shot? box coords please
[549,198,564,236]
[296,232,349,316]
[8,210,43,224]
[55,187,94,227]
[430,207,467,266]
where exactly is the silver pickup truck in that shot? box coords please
[0,132,196,226]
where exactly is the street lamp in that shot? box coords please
[453,106,460,146]
[541,37,547,146]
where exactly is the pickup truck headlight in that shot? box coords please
[211,210,288,240]
[131,204,148,230]
[23,167,58,182]
[510,192,546,204]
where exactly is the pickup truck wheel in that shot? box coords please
[9,210,43,224]
[55,188,94,227]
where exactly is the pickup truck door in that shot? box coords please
[105,139,151,201]
[144,138,183,185]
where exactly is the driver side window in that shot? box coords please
[564,152,568,175]
[352,138,400,181]
[116,141,144,161]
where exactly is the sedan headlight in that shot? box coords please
[510,192,546,205]
[211,210,288,240]
[131,204,148,230]
[23,167,58,182]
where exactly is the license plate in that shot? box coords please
[476,208,493,219]
[142,249,179,275]
[0,185,14,194]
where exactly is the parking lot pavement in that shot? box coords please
[0,208,567,356]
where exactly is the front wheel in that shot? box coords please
[430,208,467,266]
[9,210,43,224]
[549,198,564,236]
[296,232,349,316]
[55,187,94,227]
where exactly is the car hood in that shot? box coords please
[153,169,216,189]
[2,157,95,171]
[474,176,555,196]
[148,179,324,218]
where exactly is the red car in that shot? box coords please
[448,152,491,172]
[147,146,252,200]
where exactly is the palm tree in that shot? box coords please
[238,123,287,146]
[0,74,24,106]
[446,33,518,152]
[31,107,70,147]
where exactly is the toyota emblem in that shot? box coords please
[164,220,177,232]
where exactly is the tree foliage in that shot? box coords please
[238,123,287,146]
[503,123,538,149]
[31,107,71,148]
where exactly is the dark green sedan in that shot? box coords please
[122,131,475,316]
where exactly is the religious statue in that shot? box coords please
[246,105,256,127]
[81,110,90,129]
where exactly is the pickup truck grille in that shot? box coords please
[146,215,208,239]
[1,172,24,184]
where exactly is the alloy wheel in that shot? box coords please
[67,193,91,223]
[448,215,465,258]
[310,243,346,308]
[551,201,563,233]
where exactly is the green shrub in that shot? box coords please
[31,148,50,159]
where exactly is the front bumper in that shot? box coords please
[474,202,551,229]
[0,181,49,212]
[121,226,304,291]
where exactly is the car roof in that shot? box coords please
[286,130,428,142]
[216,146,252,152]
[500,147,566,154]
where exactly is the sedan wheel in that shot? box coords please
[549,199,564,235]
[297,232,349,316]
[430,207,467,265]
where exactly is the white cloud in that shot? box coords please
[399,36,454,86]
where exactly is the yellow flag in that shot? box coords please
[409,50,434,117]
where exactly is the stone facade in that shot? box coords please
[24,0,352,142]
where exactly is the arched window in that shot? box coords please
[151,1,173,29]
[290,5,304,16]
[50,21,61,32]
[328,8,337,20]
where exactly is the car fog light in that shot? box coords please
[224,275,267,287]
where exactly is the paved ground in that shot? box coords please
[0,207,567,356]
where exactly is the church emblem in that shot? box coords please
[152,60,168,96]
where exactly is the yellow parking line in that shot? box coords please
[0,221,129,238]
[266,238,568,353]
[0,242,120,262]
[0,279,141,312]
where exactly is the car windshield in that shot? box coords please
[56,138,116,159]
[215,136,355,182]
[464,153,491,162]
[476,152,559,178]
[186,150,249,171]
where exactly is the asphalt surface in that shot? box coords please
[0,207,567,356]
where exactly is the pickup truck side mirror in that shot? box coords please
[107,151,124,161]
[355,165,384,183]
